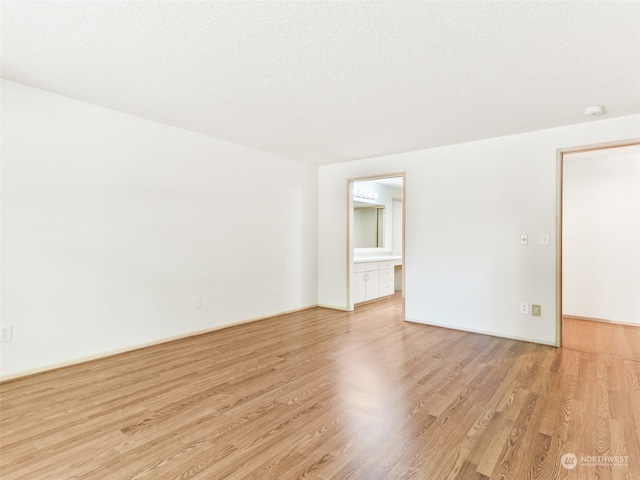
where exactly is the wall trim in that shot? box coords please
[563,314,640,328]
[404,317,557,347]
[347,172,406,314]
[317,304,350,311]
[0,304,318,383]
[556,137,640,348]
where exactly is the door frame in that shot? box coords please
[347,173,406,314]
[555,138,640,346]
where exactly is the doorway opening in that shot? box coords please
[557,140,640,359]
[347,173,405,313]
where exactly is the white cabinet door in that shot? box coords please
[354,261,395,304]
[353,271,367,304]
[365,270,380,301]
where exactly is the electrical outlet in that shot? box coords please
[520,234,528,245]
[531,304,541,317]
[520,303,529,314]
[193,297,201,309]
[1,325,13,342]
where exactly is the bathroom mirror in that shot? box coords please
[354,204,384,248]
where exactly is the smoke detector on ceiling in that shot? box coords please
[584,105,605,116]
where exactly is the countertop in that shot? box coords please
[354,255,402,264]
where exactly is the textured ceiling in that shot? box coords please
[2,1,639,165]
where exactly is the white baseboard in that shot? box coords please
[563,314,640,328]
[317,304,350,311]
[404,317,557,347]
[0,304,318,382]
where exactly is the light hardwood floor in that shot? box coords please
[562,316,640,362]
[1,295,639,479]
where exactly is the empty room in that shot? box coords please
[1,1,639,479]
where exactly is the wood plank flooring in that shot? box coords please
[563,316,640,362]
[1,295,639,479]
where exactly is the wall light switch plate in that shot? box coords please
[541,234,550,245]
[193,297,202,309]
[520,303,529,314]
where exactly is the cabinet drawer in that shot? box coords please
[353,263,366,273]
[379,261,394,270]
[379,267,394,283]
[365,262,380,271]
[379,282,394,297]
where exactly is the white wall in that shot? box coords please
[318,115,640,344]
[563,145,640,324]
[0,80,318,378]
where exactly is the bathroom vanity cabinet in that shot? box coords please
[353,260,395,304]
